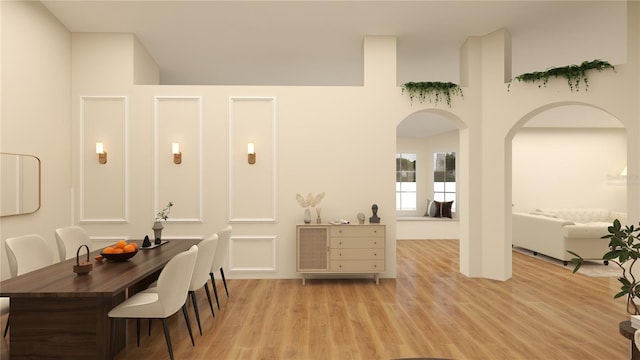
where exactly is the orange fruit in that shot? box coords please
[113,248,124,254]
[123,244,135,253]
[94,255,104,261]
[129,242,138,249]
[102,247,115,254]
[115,240,127,249]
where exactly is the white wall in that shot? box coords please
[512,127,627,213]
[0,1,72,280]
[2,3,639,282]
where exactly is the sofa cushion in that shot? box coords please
[536,208,611,223]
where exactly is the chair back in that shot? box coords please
[156,245,198,316]
[55,226,92,261]
[190,235,218,291]
[211,225,232,271]
[5,234,55,277]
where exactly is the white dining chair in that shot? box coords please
[210,225,232,310]
[187,235,217,335]
[5,234,55,277]
[1,298,9,337]
[5,234,55,338]
[146,236,218,336]
[108,245,198,360]
[55,226,92,261]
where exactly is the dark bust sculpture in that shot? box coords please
[369,203,381,223]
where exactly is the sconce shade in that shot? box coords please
[621,166,627,176]
[96,142,107,164]
[248,142,256,164]
[172,143,182,164]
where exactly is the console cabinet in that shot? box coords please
[296,224,385,285]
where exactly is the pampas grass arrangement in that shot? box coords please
[296,192,325,208]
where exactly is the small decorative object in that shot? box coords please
[369,204,381,224]
[402,81,463,107]
[316,208,322,224]
[357,212,365,224]
[295,192,325,224]
[569,219,640,315]
[509,59,615,92]
[153,201,173,241]
[73,244,93,276]
[142,235,152,248]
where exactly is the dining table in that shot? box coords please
[0,238,200,359]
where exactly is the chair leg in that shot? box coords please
[148,319,152,336]
[220,268,229,297]
[210,272,221,310]
[136,319,141,347]
[3,316,9,338]
[181,304,195,346]
[190,291,202,336]
[204,283,215,318]
[161,318,174,360]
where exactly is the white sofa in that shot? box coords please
[512,208,627,264]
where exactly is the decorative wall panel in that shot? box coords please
[80,96,128,222]
[228,97,276,223]
[229,236,277,272]
[154,97,203,222]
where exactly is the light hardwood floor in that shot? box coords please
[0,240,631,359]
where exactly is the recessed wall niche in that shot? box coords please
[154,96,203,222]
[80,96,128,222]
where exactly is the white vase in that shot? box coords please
[303,208,311,224]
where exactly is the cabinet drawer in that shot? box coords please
[330,225,384,238]
[331,238,383,249]
[330,260,384,272]
[330,248,384,260]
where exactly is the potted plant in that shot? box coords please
[153,202,173,242]
[401,81,463,107]
[509,59,615,92]
[569,219,640,315]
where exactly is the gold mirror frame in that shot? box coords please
[0,152,41,217]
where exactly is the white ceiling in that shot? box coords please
[41,0,627,86]
[40,1,628,137]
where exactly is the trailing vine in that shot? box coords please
[509,59,615,92]
[402,81,463,107]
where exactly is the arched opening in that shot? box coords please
[508,103,626,266]
[395,109,466,248]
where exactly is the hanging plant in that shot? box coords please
[509,59,615,92]
[402,81,463,107]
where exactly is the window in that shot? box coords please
[396,153,416,211]
[434,152,456,211]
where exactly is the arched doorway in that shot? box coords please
[508,103,626,264]
[395,109,466,250]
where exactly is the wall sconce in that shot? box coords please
[96,142,107,164]
[172,143,182,164]
[247,142,256,164]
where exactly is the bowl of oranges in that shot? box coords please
[100,240,139,261]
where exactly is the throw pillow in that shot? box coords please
[424,200,438,217]
[434,200,454,218]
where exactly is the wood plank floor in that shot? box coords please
[0,240,631,359]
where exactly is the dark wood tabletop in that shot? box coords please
[0,239,200,297]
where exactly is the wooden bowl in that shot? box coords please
[101,248,138,261]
